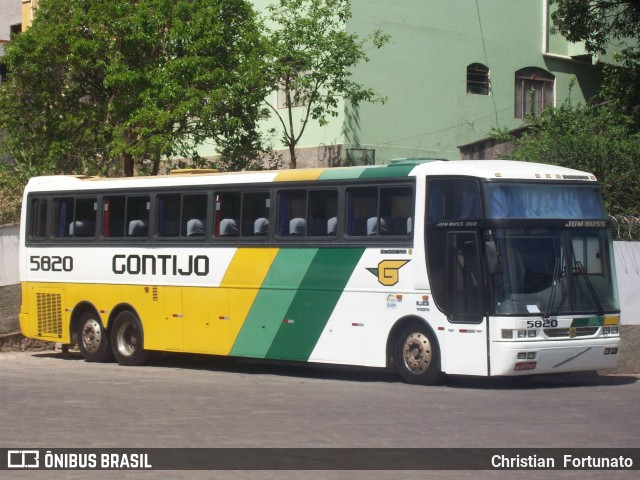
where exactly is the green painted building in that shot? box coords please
[203,0,604,168]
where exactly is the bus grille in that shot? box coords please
[36,292,63,337]
[544,327,599,338]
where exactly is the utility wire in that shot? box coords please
[475,0,500,128]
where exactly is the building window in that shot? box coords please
[467,63,490,95]
[515,67,554,118]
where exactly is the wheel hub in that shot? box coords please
[402,332,432,373]
[81,319,102,353]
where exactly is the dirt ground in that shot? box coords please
[1,283,638,373]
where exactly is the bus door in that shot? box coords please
[443,231,489,375]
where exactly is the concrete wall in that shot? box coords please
[0,224,19,286]
[0,0,22,42]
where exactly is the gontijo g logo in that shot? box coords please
[367,260,410,286]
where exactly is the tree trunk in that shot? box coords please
[289,142,297,170]
[123,153,134,177]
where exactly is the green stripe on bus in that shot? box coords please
[317,166,369,180]
[229,248,318,358]
[265,248,365,361]
[358,164,416,179]
[571,317,603,327]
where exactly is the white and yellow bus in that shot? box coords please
[19,159,621,384]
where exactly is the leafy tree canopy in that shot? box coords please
[552,0,640,119]
[261,0,390,169]
[0,0,269,177]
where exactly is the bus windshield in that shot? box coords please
[490,228,619,316]
[484,183,607,219]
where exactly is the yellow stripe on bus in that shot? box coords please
[220,247,278,354]
[274,169,325,182]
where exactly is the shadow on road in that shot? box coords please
[32,350,638,390]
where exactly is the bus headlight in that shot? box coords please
[502,329,514,339]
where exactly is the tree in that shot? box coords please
[261,0,389,169]
[551,0,640,119]
[492,96,640,215]
[0,0,269,177]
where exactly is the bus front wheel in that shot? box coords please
[394,323,442,385]
[77,312,112,362]
[110,311,150,366]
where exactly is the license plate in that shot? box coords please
[514,361,537,371]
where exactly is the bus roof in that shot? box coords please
[24,159,597,193]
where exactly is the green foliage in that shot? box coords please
[0,0,269,178]
[493,97,640,215]
[0,154,47,224]
[261,0,390,168]
[551,0,640,55]
[551,0,640,121]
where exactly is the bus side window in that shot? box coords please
[215,192,241,237]
[380,187,414,236]
[70,198,97,237]
[103,196,126,237]
[52,197,97,238]
[157,194,181,237]
[309,190,337,236]
[29,198,48,240]
[52,198,75,238]
[242,192,270,237]
[346,187,377,236]
[126,196,150,238]
[182,194,208,237]
[278,190,306,236]
[346,186,413,237]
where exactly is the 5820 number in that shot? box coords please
[526,319,558,328]
[29,255,74,272]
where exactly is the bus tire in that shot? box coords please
[77,312,113,362]
[394,323,442,385]
[110,311,150,366]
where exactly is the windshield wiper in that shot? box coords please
[574,260,605,317]
[543,257,561,320]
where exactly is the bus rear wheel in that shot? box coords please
[77,312,112,362]
[110,311,150,366]
[395,323,442,385]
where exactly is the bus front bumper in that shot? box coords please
[490,337,621,376]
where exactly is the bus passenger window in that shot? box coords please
[278,189,338,237]
[182,194,207,237]
[71,198,97,237]
[309,190,337,236]
[243,192,270,237]
[380,187,413,236]
[157,194,181,237]
[52,197,97,238]
[346,186,413,237]
[278,190,306,236]
[215,192,241,237]
[346,187,377,236]
[126,196,150,237]
[103,196,126,237]
[52,198,75,238]
[29,198,48,240]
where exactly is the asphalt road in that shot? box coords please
[1,351,638,480]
